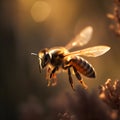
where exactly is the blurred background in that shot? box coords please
[0,0,120,119]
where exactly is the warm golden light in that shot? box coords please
[31,1,51,22]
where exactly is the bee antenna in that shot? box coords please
[31,53,38,56]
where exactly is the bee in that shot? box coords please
[31,26,110,90]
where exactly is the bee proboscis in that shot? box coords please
[31,26,110,90]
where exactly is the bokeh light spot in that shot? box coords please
[31,1,51,22]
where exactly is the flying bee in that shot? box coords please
[31,26,110,90]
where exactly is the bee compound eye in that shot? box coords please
[45,53,50,60]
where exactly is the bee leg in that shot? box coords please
[73,67,88,89]
[46,67,52,86]
[51,74,57,86]
[73,67,81,80]
[68,67,75,90]
[50,67,58,79]
[46,67,51,79]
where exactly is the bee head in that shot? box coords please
[38,48,50,72]
[31,48,50,72]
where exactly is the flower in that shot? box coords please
[107,0,120,36]
[99,79,120,120]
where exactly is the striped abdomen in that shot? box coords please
[69,56,96,78]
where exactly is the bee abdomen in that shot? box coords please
[70,56,96,78]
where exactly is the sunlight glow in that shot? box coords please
[31,1,51,22]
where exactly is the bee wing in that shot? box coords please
[65,26,93,50]
[65,46,110,57]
